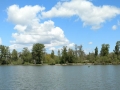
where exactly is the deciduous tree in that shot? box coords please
[11,49,18,61]
[32,43,45,64]
[100,44,109,56]
[21,47,32,64]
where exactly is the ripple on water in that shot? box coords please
[0,65,120,90]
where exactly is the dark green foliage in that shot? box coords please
[60,47,75,64]
[95,47,98,57]
[73,45,85,63]
[88,52,95,63]
[1,59,10,65]
[75,44,78,60]
[100,44,109,56]
[11,49,18,61]
[114,45,119,55]
[67,48,75,63]
[32,43,45,64]
[0,45,5,61]
[60,46,68,64]
[21,47,32,64]
[58,49,61,62]
[78,45,85,62]
[0,45,11,64]
[113,41,120,59]
[51,50,54,59]
[1,41,120,65]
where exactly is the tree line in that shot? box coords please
[0,41,120,65]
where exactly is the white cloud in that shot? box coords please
[7,5,45,25]
[42,0,120,29]
[112,25,117,30]
[0,38,2,45]
[9,44,32,51]
[88,42,93,45]
[7,5,73,50]
[14,25,27,32]
[67,43,75,49]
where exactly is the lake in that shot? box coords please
[0,65,120,90]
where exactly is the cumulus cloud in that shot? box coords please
[7,4,45,25]
[7,5,73,50]
[42,0,120,29]
[0,38,2,45]
[88,42,93,44]
[9,44,33,51]
[112,25,117,30]
[14,25,27,32]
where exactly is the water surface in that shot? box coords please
[0,65,120,90]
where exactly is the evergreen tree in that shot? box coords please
[58,49,61,61]
[95,47,98,57]
[51,50,54,59]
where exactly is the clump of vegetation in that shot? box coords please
[0,41,120,65]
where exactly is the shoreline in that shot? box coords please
[1,63,120,66]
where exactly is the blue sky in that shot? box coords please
[0,0,120,53]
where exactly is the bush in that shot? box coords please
[48,58,55,65]
[11,59,23,65]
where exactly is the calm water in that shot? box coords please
[0,65,120,90]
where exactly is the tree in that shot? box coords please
[100,44,110,56]
[43,48,46,63]
[0,45,11,64]
[11,49,18,61]
[51,50,54,59]
[60,46,68,64]
[32,43,45,64]
[114,44,119,55]
[88,52,95,63]
[78,45,85,61]
[21,47,32,64]
[75,44,78,59]
[113,41,120,59]
[67,48,75,63]
[95,47,98,57]
[58,49,61,61]
[0,45,6,61]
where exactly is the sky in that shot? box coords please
[0,0,120,54]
